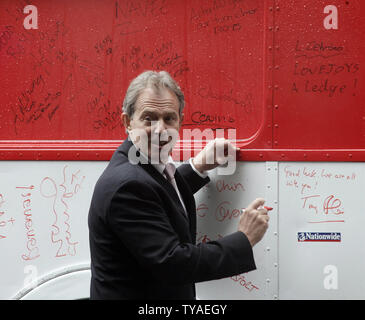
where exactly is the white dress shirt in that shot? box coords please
[131,143,208,214]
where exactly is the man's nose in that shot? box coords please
[152,119,166,135]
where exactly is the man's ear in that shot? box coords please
[121,113,131,131]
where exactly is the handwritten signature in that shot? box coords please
[302,194,345,223]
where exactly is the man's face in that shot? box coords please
[122,87,183,163]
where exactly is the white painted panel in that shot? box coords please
[278,162,365,299]
[0,161,107,299]
[2,160,364,299]
[195,162,278,300]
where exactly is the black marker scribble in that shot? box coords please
[295,52,343,60]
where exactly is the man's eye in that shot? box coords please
[165,116,175,122]
[143,116,151,122]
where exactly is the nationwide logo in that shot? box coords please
[297,232,341,242]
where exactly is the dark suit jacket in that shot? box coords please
[88,139,256,299]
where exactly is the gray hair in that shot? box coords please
[122,70,185,118]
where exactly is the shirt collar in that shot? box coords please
[131,140,174,175]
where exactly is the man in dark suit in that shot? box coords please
[88,71,269,299]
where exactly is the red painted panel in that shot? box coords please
[273,0,365,149]
[0,0,270,160]
[0,0,364,161]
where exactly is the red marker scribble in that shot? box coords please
[0,193,16,241]
[196,203,208,218]
[40,176,65,257]
[197,232,224,244]
[216,180,245,192]
[215,201,243,222]
[323,195,344,215]
[18,185,40,261]
[231,274,259,292]
[304,194,345,223]
[40,165,85,258]
[197,234,211,244]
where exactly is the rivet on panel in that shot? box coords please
[266,278,271,283]
[349,154,353,158]
[274,124,279,128]
[274,104,279,109]
[268,26,273,31]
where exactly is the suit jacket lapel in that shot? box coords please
[119,139,190,224]
[142,164,190,224]
[175,170,196,239]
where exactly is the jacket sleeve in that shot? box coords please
[107,179,256,286]
[176,162,210,194]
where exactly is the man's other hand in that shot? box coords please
[238,198,269,247]
[192,138,240,174]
